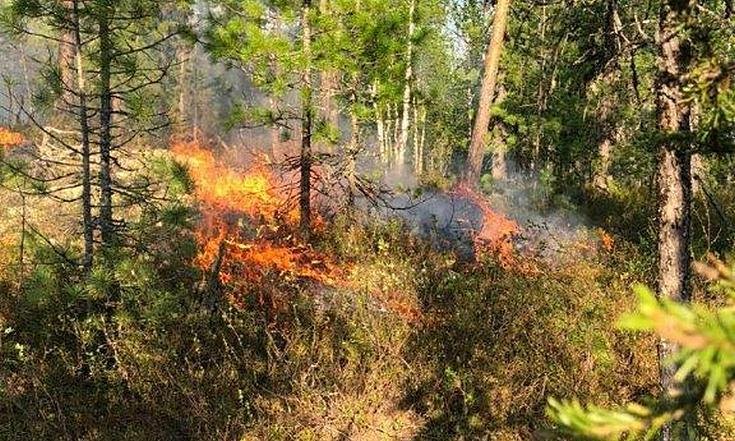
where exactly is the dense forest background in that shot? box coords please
[0,0,733,439]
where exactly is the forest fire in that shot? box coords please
[452,184,521,267]
[171,139,525,303]
[0,128,23,148]
[171,141,339,296]
[171,141,288,220]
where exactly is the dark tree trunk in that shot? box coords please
[300,0,313,237]
[58,1,76,114]
[98,10,115,247]
[71,0,94,271]
[592,0,623,190]
[176,43,191,132]
[347,93,359,207]
[655,1,695,439]
[490,84,508,181]
[465,0,511,186]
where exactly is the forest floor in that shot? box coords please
[0,139,662,440]
[171,145,660,440]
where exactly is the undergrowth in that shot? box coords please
[0,209,661,440]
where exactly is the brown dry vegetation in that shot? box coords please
[0,154,662,439]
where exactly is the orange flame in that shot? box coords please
[453,184,520,268]
[0,128,24,148]
[598,228,615,253]
[172,141,288,220]
[171,140,339,304]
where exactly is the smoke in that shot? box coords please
[372,158,599,264]
[486,162,593,260]
[165,17,599,266]
[374,190,489,258]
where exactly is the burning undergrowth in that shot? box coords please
[172,139,531,317]
[486,168,615,262]
[172,140,342,309]
[173,138,611,317]
[377,184,522,268]
[375,170,614,271]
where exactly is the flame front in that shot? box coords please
[172,141,285,220]
[172,140,338,303]
[453,184,521,268]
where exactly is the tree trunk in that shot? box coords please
[377,110,386,163]
[419,104,426,173]
[269,96,279,161]
[655,1,695,439]
[372,81,387,164]
[378,111,386,163]
[321,70,339,144]
[593,136,614,189]
[465,0,511,186]
[490,84,508,181]
[71,0,94,272]
[592,70,621,190]
[58,3,76,114]
[397,0,416,175]
[347,102,359,207]
[300,0,314,237]
[19,44,33,119]
[592,0,622,190]
[531,4,547,170]
[413,98,421,175]
[175,43,190,132]
[689,104,705,193]
[391,105,399,160]
[98,9,115,247]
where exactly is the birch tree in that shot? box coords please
[396,0,416,174]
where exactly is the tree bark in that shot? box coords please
[347,99,359,207]
[655,1,695,439]
[269,96,279,161]
[18,44,33,119]
[71,0,94,272]
[490,84,508,181]
[58,2,76,114]
[592,0,623,190]
[321,70,339,142]
[592,69,621,190]
[98,8,115,247]
[465,0,511,186]
[531,4,547,169]
[377,111,387,162]
[378,111,387,162]
[397,0,416,175]
[300,0,314,237]
[419,104,426,172]
[413,98,422,174]
[392,104,399,159]
[372,81,387,164]
[175,43,191,132]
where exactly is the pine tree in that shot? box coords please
[465,0,511,186]
[2,0,187,266]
